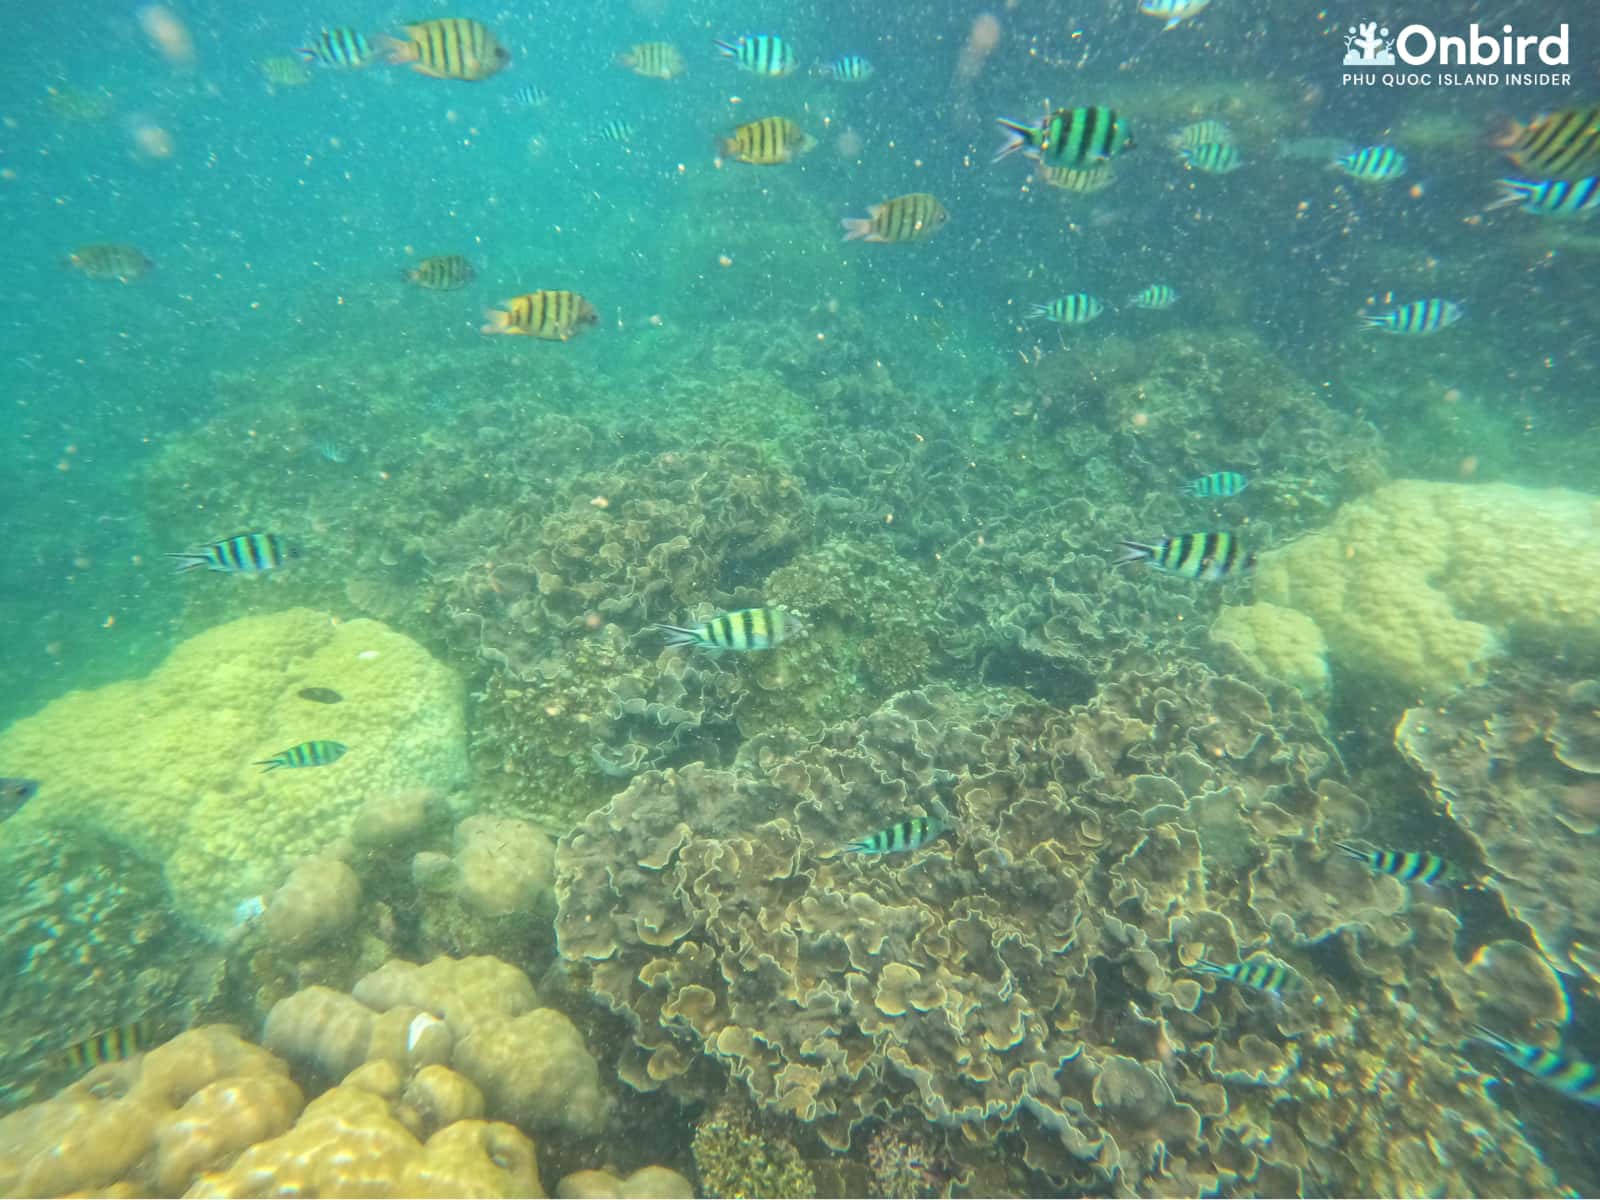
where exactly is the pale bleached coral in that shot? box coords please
[262,858,362,953]
[1256,480,1600,698]
[1210,601,1330,703]
[0,608,467,933]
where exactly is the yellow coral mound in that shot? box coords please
[1255,480,1600,698]
[1210,601,1330,702]
[0,608,465,932]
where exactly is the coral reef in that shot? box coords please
[0,609,467,934]
[556,1165,694,1198]
[691,1094,816,1199]
[1210,602,1330,704]
[1394,665,1600,985]
[403,813,558,958]
[556,677,1559,1195]
[262,859,362,954]
[1256,480,1600,699]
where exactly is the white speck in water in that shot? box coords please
[356,650,380,661]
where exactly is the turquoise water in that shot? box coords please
[3,1,1599,1195]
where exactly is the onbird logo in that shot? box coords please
[1343,22,1396,65]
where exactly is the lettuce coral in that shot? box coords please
[0,608,466,934]
[1255,480,1600,698]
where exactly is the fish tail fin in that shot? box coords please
[1332,841,1367,861]
[712,38,739,59]
[1116,541,1155,565]
[296,47,319,63]
[840,217,874,242]
[254,759,282,772]
[481,308,512,335]
[1486,178,1532,210]
[1164,15,1183,28]
[1469,1023,1515,1053]
[165,552,210,573]
[653,623,704,648]
[1490,117,1526,151]
[401,267,418,284]
[1356,314,1386,331]
[378,33,418,65]
[992,118,1034,163]
[1192,959,1225,976]
[842,837,871,854]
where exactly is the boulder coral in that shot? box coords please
[555,677,1559,1196]
[0,608,467,934]
[1256,480,1600,699]
[267,954,610,1140]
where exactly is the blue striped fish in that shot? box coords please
[1183,471,1246,498]
[822,54,874,82]
[1182,141,1242,173]
[505,84,550,110]
[844,815,946,855]
[598,119,633,144]
[64,1020,156,1072]
[1128,283,1178,310]
[1491,176,1600,218]
[299,28,373,69]
[1472,1025,1600,1107]
[655,607,798,652]
[256,740,347,772]
[1117,532,1254,581]
[1361,298,1462,334]
[1333,144,1407,182]
[995,106,1133,167]
[1335,843,1460,885]
[1028,293,1104,324]
[713,34,797,77]
[167,532,292,575]
[1139,0,1212,29]
[1192,956,1301,996]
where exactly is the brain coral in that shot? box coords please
[1255,479,1600,699]
[555,677,1559,1196]
[0,608,466,934]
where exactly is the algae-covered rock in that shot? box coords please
[0,608,466,934]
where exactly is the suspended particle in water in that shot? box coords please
[137,5,196,67]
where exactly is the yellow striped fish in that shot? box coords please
[482,290,598,340]
[719,117,816,165]
[1499,105,1600,176]
[617,41,685,80]
[260,55,312,87]
[654,607,798,652]
[383,18,509,81]
[404,254,474,290]
[1168,119,1233,149]
[64,1020,155,1072]
[66,244,153,281]
[1038,163,1115,193]
[840,193,949,243]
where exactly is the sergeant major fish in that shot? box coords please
[844,815,946,856]
[404,254,474,290]
[1117,532,1255,581]
[655,607,798,652]
[1471,1025,1600,1107]
[1490,176,1600,218]
[616,42,685,80]
[67,244,152,282]
[995,105,1134,167]
[841,193,948,243]
[721,117,816,165]
[298,28,373,69]
[1333,144,1407,182]
[167,532,292,575]
[1360,298,1462,335]
[63,1019,156,1073]
[1182,141,1243,174]
[1183,471,1246,498]
[382,18,509,81]
[1128,283,1178,310]
[256,739,347,772]
[1028,293,1104,325]
[713,34,797,77]
[1192,956,1301,997]
[1497,105,1600,176]
[820,54,874,82]
[1335,842,1461,885]
[482,290,598,340]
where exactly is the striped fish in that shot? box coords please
[299,28,373,69]
[166,532,292,575]
[1472,1025,1600,1107]
[482,290,598,340]
[506,83,549,110]
[1117,532,1255,581]
[1028,293,1104,324]
[1499,105,1600,177]
[1039,163,1115,193]
[994,105,1133,167]
[383,18,509,81]
[1139,0,1212,29]
[256,740,348,772]
[1183,471,1246,498]
[845,815,947,856]
[1192,957,1301,997]
[1182,141,1243,173]
[713,34,797,77]
[1169,120,1233,149]
[1335,843,1460,885]
[655,607,797,652]
[64,1020,155,1072]
[1360,298,1462,335]
[1490,176,1600,218]
[617,41,685,80]
[841,193,948,243]
[260,55,312,87]
[822,54,874,82]
[1333,144,1407,182]
[598,119,634,145]
[67,243,152,282]
[1128,283,1178,310]
[317,441,349,464]
[404,254,474,290]
[721,116,816,165]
